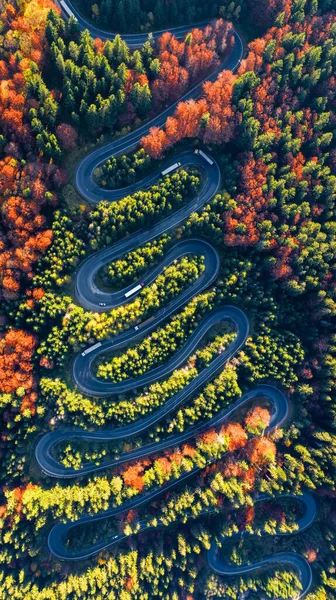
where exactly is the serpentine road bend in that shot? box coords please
[35,13,317,598]
[73,32,243,204]
[207,491,317,600]
[58,0,234,47]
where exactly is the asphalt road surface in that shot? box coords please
[207,491,317,600]
[35,14,316,597]
[58,0,234,47]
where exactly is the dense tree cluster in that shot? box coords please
[80,0,244,34]
[33,210,87,289]
[151,21,235,107]
[26,12,234,152]
[96,256,205,381]
[35,263,209,367]
[89,168,200,249]
[96,147,153,189]
[141,68,236,157]
[0,1,65,300]
[103,233,172,288]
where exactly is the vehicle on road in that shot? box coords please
[194,149,214,165]
[124,283,144,298]
[59,0,78,21]
[80,342,102,357]
[124,284,142,298]
[161,162,181,177]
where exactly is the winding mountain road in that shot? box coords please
[75,151,221,310]
[59,0,238,48]
[59,0,211,47]
[73,32,243,204]
[35,12,316,598]
[207,491,317,600]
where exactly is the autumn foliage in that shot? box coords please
[0,0,62,300]
[246,437,277,466]
[221,422,248,451]
[245,406,271,433]
[142,10,336,301]
[123,462,145,491]
[120,412,275,496]
[0,329,37,394]
[151,21,234,108]
[142,69,236,158]
[56,123,78,151]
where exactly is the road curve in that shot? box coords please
[36,380,287,478]
[35,15,316,598]
[74,34,242,205]
[48,488,316,597]
[60,0,228,47]
[43,384,295,560]
[73,305,242,397]
[75,151,221,312]
[207,491,317,600]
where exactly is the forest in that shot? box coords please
[76,0,244,33]
[0,0,335,598]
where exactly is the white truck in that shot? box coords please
[161,162,181,176]
[125,282,144,298]
[59,0,78,21]
[194,149,214,165]
[81,342,102,357]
